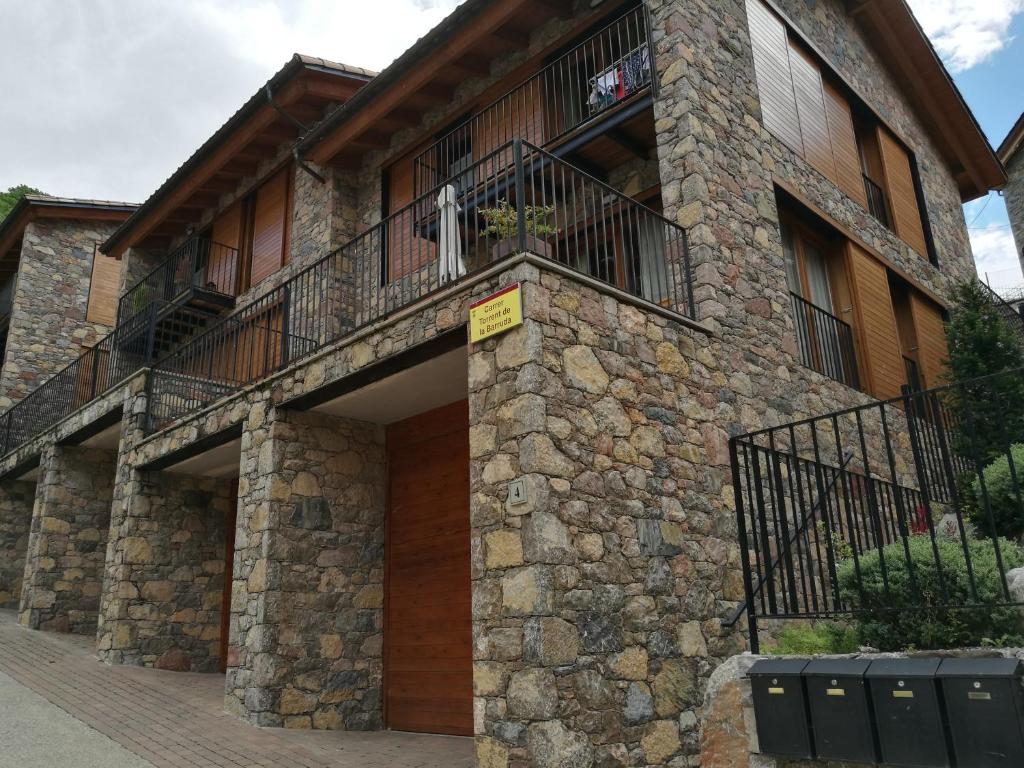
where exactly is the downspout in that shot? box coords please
[264,84,327,185]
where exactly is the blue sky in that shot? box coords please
[907,0,1024,292]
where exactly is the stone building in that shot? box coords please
[998,112,1024,275]
[0,1,1007,766]
[0,195,136,408]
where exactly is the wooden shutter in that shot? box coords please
[249,168,289,287]
[823,82,868,207]
[909,293,948,389]
[847,243,904,400]
[209,202,242,294]
[387,151,436,281]
[746,0,803,153]
[86,245,121,326]
[877,128,928,257]
[788,44,837,183]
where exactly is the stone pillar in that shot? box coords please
[469,264,731,767]
[228,406,386,730]
[0,480,35,608]
[18,445,115,634]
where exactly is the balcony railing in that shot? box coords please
[791,292,859,389]
[145,139,694,433]
[903,354,922,393]
[412,4,653,197]
[0,301,216,456]
[863,174,890,229]
[729,370,1017,652]
[118,238,240,323]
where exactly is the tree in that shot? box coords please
[0,185,45,223]
[944,279,1024,463]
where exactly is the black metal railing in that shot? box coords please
[0,301,217,456]
[791,292,859,389]
[980,279,1024,345]
[118,238,240,323]
[145,139,694,432]
[903,354,923,393]
[729,369,1024,652]
[863,174,890,229]
[412,4,653,197]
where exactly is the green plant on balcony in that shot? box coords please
[480,200,557,260]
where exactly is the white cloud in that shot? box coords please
[907,0,1024,71]
[971,223,1023,292]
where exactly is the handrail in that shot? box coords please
[790,291,860,389]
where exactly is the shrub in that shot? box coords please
[768,622,859,655]
[967,444,1024,539]
[837,535,1024,651]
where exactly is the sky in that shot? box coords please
[0,0,1021,290]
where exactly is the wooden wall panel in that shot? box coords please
[249,169,289,287]
[746,0,803,153]
[847,243,904,400]
[86,246,122,326]
[385,400,471,736]
[789,45,837,183]
[877,128,928,258]
[388,151,436,281]
[909,293,948,389]
[823,82,868,207]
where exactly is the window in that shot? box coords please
[746,0,934,261]
[780,215,859,388]
[86,244,122,326]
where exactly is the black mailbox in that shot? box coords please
[937,658,1024,767]
[748,658,813,760]
[804,658,879,763]
[866,658,950,768]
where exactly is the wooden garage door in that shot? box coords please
[385,399,472,736]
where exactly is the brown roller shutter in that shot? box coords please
[789,44,837,183]
[746,0,803,153]
[249,168,290,287]
[823,82,868,207]
[909,293,948,389]
[877,128,928,257]
[847,243,904,400]
[210,202,242,294]
[86,245,122,326]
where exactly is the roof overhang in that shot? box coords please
[0,196,137,282]
[299,0,585,168]
[848,0,1005,201]
[103,54,375,257]
[997,112,1024,168]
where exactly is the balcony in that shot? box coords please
[145,139,694,432]
[791,291,859,389]
[413,4,654,197]
[863,174,890,229]
[118,238,240,324]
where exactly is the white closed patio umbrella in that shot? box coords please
[437,183,466,284]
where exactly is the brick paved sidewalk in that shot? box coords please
[0,611,475,768]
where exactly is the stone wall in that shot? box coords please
[228,408,386,729]
[0,480,35,608]
[18,445,115,634]
[1005,150,1024,276]
[0,218,123,408]
[97,386,235,672]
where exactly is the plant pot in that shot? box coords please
[491,235,552,262]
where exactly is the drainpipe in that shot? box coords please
[264,84,327,185]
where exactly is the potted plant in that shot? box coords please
[479,200,558,260]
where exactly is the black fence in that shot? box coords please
[863,174,890,229]
[791,292,859,389]
[118,238,239,323]
[980,280,1024,345]
[145,138,694,432]
[412,4,653,198]
[729,369,1024,652]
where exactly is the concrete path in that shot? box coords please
[0,669,156,768]
[0,611,475,768]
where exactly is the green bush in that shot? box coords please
[768,622,859,655]
[837,535,1024,651]
[968,444,1024,539]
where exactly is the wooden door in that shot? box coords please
[385,400,472,736]
[219,480,238,673]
